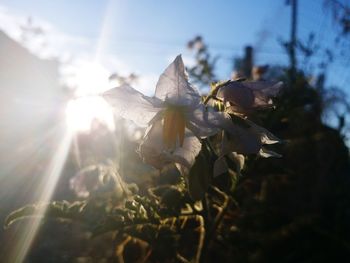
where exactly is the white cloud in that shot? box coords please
[0,5,27,39]
[0,5,92,60]
[0,4,159,96]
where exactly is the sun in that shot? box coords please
[65,96,115,132]
[64,62,116,132]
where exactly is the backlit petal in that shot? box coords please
[222,118,280,157]
[216,80,283,114]
[259,148,282,158]
[186,104,231,138]
[245,119,280,145]
[139,119,201,169]
[103,84,163,127]
[172,130,201,168]
[155,55,200,106]
[139,119,172,169]
[217,84,255,108]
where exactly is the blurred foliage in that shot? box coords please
[187,36,219,87]
[325,0,350,36]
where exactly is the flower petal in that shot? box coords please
[155,55,201,106]
[186,104,231,138]
[245,119,280,145]
[222,129,260,155]
[172,131,202,168]
[216,80,283,114]
[213,152,245,178]
[245,81,283,107]
[103,84,163,127]
[187,105,281,158]
[217,83,255,108]
[139,119,201,169]
[222,118,280,157]
[259,148,282,158]
[138,119,170,169]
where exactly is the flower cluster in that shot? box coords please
[103,55,282,186]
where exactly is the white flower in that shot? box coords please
[213,117,281,178]
[215,80,283,115]
[212,80,283,177]
[103,55,229,170]
[222,118,281,157]
[213,80,282,159]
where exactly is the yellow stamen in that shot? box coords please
[162,106,186,149]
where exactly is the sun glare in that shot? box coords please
[9,130,73,263]
[65,96,115,132]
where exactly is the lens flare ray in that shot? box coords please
[8,130,72,263]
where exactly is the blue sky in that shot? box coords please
[0,0,347,95]
[0,1,289,73]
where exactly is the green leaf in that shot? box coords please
[4,205,38,229]
[4,201,86,229]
